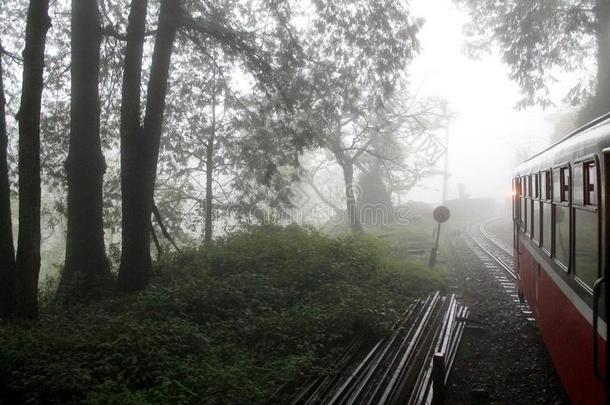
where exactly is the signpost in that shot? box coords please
[429,206,451,267]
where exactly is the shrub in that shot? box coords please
[0,225,444,404]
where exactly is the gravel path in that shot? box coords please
[444,221,568,404]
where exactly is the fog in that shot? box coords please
[1,0,607,402]
[406,0,567,205]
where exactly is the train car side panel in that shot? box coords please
[518,238,607,404]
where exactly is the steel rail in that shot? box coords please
[466,218,517,280]
[479,217,513,257]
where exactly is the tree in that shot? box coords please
[160,44,230,244]
[204,66,218,244]
[114,0,149,293]
[302,89,450,229]
[159,31,309,242]
[456,0,610,122]
[0,40,16,318]
[357,167,393,225]
[360,92,450,200]
[295,0,422,232]
[15,0,51,319]
[317,117,369,232]
[119,0,306,288]
[58,0,111,301]
[300,154,346,221]
[118,0,180,292]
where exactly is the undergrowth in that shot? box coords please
[0,225,444,404]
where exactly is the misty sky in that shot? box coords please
[407,0,564,206]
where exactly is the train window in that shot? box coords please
[533,173,540,199]
[585,161,597,206]
[533,200,540,243]
[525,175,531,197]
[542,202,552,255]
[512,179,517,215]
[520,177,526,231]
[574,208,598,289]
[554,205,570,269]
[530,178,537,237]
[544,170,551,200]
[572,163,584,205]
[552,168,561,202]
[513,178,519,220]
[521,199,531,233]
[518,178,522,196]
[560,167,570,202]
[520,199,526,230]
[530,199,534,236]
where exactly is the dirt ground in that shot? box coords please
[444,218,568,404]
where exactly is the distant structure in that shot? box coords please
[457,183,469,200]
[445,183,495,221]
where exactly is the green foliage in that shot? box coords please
[455,0,600,111]
[0,225,442,404]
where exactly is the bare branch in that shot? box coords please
[0,42,23,63]
[100,25,157,41]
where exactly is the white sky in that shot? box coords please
[405,0,559,205]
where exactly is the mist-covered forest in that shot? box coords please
[1,0,608,402]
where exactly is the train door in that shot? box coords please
[599,148,610,394]
[512,177,523,297]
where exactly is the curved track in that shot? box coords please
[478,219,513,257]
[465,216,532,318]
[466,216,515,279]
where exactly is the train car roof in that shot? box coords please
[514,112,610,176]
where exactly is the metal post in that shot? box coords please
[429,222,442,267]
[442,126,449,204]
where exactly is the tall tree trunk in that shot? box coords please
[58,0,110,301]
[0,40,16,318]
[341,160,363,233]
[116,0,149,292]
[118,0,180,292]
[15,0,51,320]
[595,0,610,117]
[204,68,216,244]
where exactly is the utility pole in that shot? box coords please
[442,126,449,204]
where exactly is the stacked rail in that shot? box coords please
[287,293,468,405]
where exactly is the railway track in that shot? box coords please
[465,216,532,319]
[466,217,515,279]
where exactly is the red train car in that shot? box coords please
[513,113,610,404]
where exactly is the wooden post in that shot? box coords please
[432,352,446,405]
